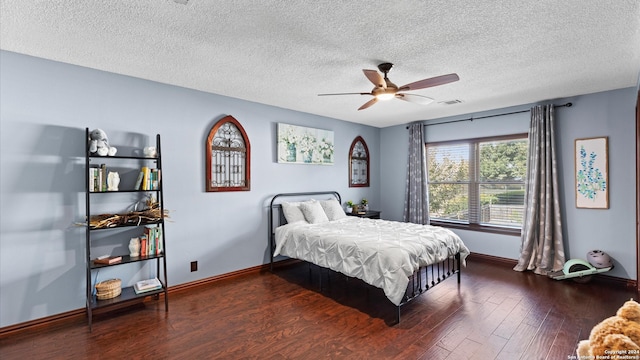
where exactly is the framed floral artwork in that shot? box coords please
[277,123,334,165]
[575,137,608,209]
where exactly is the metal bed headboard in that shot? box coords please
[268,191,341,270]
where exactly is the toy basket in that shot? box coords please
[95,278,122,300]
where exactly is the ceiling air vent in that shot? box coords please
[174,0,190,4]
[439,99,463,105]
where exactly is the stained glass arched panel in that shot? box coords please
[206,115,251,192]
[349,136,369,187]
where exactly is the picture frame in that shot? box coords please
[575,136,609,209]
[277,123,334,165]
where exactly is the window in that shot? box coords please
[426,134,528,234]
[206,115,250,192]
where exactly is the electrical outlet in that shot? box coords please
[190,261,198,272]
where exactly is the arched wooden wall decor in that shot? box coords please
[206,115,251,192]
[349,136,370,187]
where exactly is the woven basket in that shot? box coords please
[95,278,122,300]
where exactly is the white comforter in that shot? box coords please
[274,217,470,305]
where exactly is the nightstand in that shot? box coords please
[346,210,381,219]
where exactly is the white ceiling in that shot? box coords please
[1,0,639,128]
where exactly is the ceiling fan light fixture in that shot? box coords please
[376,92,395,101]
[318,63,459,110]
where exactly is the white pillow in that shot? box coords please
[281,202,307,224]
[299,200,329,224]
[320,199,347,221]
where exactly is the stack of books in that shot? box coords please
[89,164,108,192]
[134,166,161,190]
[142,225,162,256]
[94,255,122,265]
[130,225,163,258]
[133,278,162,294]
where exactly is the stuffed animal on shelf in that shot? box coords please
[88,128,117,156]
[577,298,640,358]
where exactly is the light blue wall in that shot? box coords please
[1,49,636,329]
[381,88,637,279]
[0,51,380,327]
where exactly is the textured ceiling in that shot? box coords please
[1,0,639,128]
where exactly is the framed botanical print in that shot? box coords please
[575,137,608,209]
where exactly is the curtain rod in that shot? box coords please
[406,102,573,128]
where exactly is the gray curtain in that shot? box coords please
[403,123,429,224]
[514,105,566,275]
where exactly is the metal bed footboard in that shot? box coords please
[397,252,461,323]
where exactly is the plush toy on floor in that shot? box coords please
[577,298,640,357]
[88,128,117,156]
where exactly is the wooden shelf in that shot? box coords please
[89,219,163,231]
[90,253,165,269]
[90,285,165,310]
[89,154,158,160]
[89,189,161,194]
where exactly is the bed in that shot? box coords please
[268,191,470,323]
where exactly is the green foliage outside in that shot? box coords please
[479,140,527,181]
[428,184,468,219]
[494,190,525,204]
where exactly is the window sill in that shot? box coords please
[429,221,522,237]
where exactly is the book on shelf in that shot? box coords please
[146,227,154,255]
[141,166,150,190]
[134,278,162,294]
[134,170,144,190]
[94,256,122,265]
[151,169,161,190]
[140,235,147,257]
[88,166,95,192]
[100,164,107,191]
[155,226,163,255]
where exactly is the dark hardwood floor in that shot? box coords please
[0,258,637,359]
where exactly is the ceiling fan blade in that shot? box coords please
[358,98,378,110]
[398,73,459,91]
[318,92,371,96]
[396,93,434,105]
[363,69,386,89]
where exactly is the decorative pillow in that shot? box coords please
[320,199,347,221]
[299,200,330,224]
[281,202,307,224]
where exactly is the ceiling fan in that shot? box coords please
[318,63,459,110]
